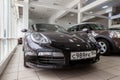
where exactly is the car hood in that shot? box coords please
[41,32,86,44]
[40,32,94,51]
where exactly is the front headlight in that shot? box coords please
[88,33,97,42]
[31,33,51,44]
[109,31,120,38]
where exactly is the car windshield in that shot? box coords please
[89,24,107,30]
[31,24,67,32]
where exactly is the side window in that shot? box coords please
[79,24,90,30]
[68,25,79,32]
[89,24,98,30]
[80,24,93,30]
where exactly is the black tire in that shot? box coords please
[24,52,30,68]
[97,39,111,56]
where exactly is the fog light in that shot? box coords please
[38,52,64,57]
[53,52,64,57]
[39,52,52,56]
[25,52,36,56]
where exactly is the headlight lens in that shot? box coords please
[88,33,97,42]
[31,33,51,44]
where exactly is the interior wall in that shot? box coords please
[29,16,108,30]
[87,18,108,27]
[54,16,108,29]
[55,16,77,29]
[29,19,48,26]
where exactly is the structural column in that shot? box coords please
[77,0,83,24]
[0,0,4,38]
[23,0,29,28]
[108,12,112,28]
[0,0,4,62]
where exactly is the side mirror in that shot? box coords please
[21,29,28,32]
[82,28,90,33]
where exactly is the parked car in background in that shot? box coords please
[22,23,100,68]
[18,38,22,44]
[68,22,120,55]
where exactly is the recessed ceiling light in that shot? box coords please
[89,11,93,14]
[102,5,108,9]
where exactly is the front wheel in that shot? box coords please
[97,39,111,56]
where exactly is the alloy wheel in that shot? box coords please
[98,41,107,54]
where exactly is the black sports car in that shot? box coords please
[22,24,100,68]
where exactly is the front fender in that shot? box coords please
[95,35,116,51]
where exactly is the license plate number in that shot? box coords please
[71,51,96,60]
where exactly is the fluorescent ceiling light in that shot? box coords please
[102,5,108,9]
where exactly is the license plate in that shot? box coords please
[71,51,96,60]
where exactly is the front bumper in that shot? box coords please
[25,51,100,69]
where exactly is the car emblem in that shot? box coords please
[69,39,74,42]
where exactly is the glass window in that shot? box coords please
[79,24,91,30]
[0,0,18,64]
[78,24,107,31]
[89,24,107,30]
[68,25,79,32]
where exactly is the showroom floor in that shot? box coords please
[0,46,120,80]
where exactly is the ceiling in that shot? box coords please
[86,0,120,14]
[83,0,96,6]
[29,7,58,19]
[29,0,120,21]
[32,0,73,6]
[29,0,74,19]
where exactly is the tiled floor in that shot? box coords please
[0,45,120,80]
